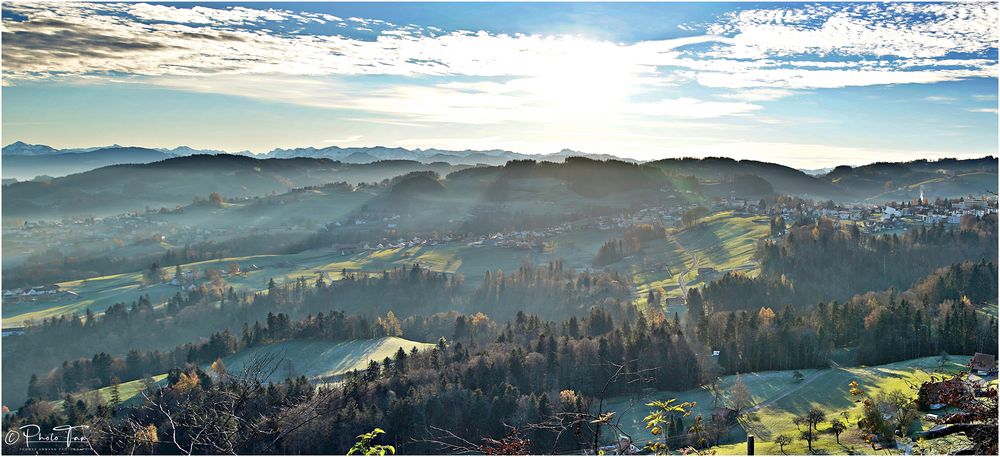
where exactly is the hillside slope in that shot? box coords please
[648,157,848,200]
[822,156,998,200]
[2,147,174,180]
[220,337,435,383]
[2,155,469,219]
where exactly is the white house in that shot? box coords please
[882,206,902,221]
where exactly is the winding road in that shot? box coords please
[669,232,699,298]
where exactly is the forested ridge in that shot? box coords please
[5,263,635,406]
[10,304,702,454]
[703,215,998,309]
[688,259,998,373]
[3,184,996,455]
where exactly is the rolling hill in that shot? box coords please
[821,156,998,201]
[265,145,628,165]
[606,355,976,455]
[2,147,175,180]
[220,337,435,384]
[53,337,434,407]
[2,155,471,219]
[649,157,847,200]
[649,156,997,202]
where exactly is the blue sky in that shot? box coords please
[2,2,997,167]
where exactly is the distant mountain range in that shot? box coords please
[2,141,134,156]
[1,141,627,180]
[3,150,995,221]
[2,154,473,218]
[266,145,627,165]
[3,147,177,181]
[798,167,834,176]
[2,141,250,157]
[2,142,995,207]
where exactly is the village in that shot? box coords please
[4,189,996,315]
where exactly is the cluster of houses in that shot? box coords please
[359,229,553,252]
[332,213,403,228]
[773,194,998,234]
[363,236,440,252]
[711,192,765,215]
[162,263,263,291]
[2,284,78,301]
[466,231,548,250]
[6,211,207,259]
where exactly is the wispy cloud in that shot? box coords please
[716,89,799,102]
[705,3,996,59]
[1,2,996,164]
[923,96,957,103]
[4,3,995,91]
[324,135,363,144]
[685,3,998,89]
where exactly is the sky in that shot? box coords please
[1,2,998,168]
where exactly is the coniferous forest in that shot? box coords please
[2,2,999,456]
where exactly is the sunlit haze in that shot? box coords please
[2,2,998,168]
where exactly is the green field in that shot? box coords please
[54,374,169,410]
[616,211,769,316]
[673,211,767,276]
[219,337,435,383]
[59,337,432,408]
[604,356,974,455]
[2,210,766,329]
[2,226,621,328]
[864,171,998,203]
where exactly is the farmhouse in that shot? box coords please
[334,243,360,255]
[711,407,738,424]
[882,206,902,221]
[599,438,640,455]
[970,353,996,375]
[1,328,25,337]
[23,285,60,296]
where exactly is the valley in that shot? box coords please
[3,3,998,455]
[2,153,996,456]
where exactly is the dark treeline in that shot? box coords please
[699,273,798,313]
[10,307,703,455]
[593,238,638,266]
[751,215,997,306]
[471,260,632,320]
[451,157,672,199]
[2,264,461,407]
[5,262,634,406]
[688,260,998,373]
[592,223,665,266]
[27,308,417,400]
